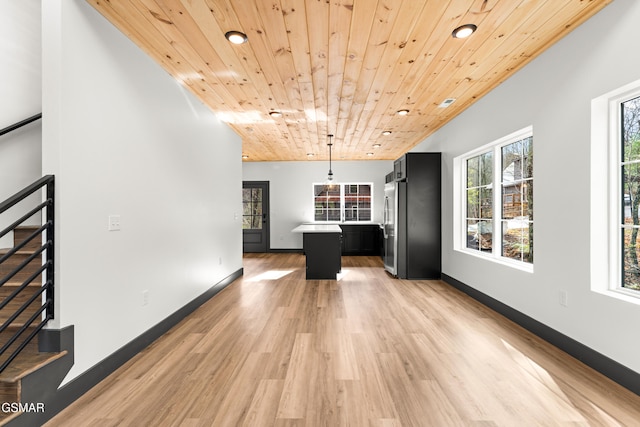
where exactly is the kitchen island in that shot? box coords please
[292,224,342,280]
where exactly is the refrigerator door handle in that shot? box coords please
[382,196,389,238]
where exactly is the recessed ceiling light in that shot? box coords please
[269,111,282,118]
[242,154,249,159]
[452,24,477,39]
[307,153,315,157]
[225,31,248,45]
[373,143,382,148]
[397,109,409,116]
[366,152,374,157]
[382,131,392,136]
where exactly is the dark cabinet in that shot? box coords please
[340,224,381,256]
[393,156,406,181]
[396,152,441,279]
[303,232,342,279]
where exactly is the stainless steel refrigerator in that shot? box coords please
[382,152,441,279]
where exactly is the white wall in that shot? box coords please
[243,160,392,249]
[414,0,640,374]
[0,0,42,247]
[42,0,243,383]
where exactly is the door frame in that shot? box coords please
[242,181,270,253]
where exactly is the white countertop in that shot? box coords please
[292,224,342,233]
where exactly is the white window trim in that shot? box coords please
[453,126,534,273]
[591,78,640,303]
[311,182,374,223]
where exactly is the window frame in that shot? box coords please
[454,126,534,272]
[592,80,640,300]
[312,182,373,223]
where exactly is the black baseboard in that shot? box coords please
[36,268,243,425]
[267,248,303,253]
[441,273,640,396]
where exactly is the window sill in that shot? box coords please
[307,221,380,225]
[456,248,534,273]
[592,287,640,306]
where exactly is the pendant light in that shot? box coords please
[326,134,335,183]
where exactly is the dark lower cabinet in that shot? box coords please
[303,232,342,279]
[340,225,381,256]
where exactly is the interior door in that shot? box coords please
[242,181,269,253]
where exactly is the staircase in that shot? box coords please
[0,226,68,426]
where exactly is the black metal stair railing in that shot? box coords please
[0,113,42,137]
[0,174,55,374]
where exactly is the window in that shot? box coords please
[620,95,640,292]
[242,187,263,230]
[591,79,640,300]
[465,152,494,252]
[456,127,533,269]
[313,183,372,222]
[501,136,533,263]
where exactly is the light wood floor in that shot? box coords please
[46,253,640,426]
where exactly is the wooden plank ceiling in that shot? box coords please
[86,0,612,162]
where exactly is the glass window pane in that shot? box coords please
[467,189,479,219]
[327,185,340,196]
[467,157,479,187]
[358,200,371,210]
[623,164,640,224]
[466,220,479,250]
[327,209,341,221]
[522,137,533,179]
[502,220,532,262]
[253,203,262,216]
[252,188,262,202]
[467,220,492,251]
[525,180,533,220]
[502,183,523,219]
[502,221,523,261]
[524,223,533,264]
[314,185,327,197]
[359,185,371,196]
[345,209,355,221]
[242,202,252,216]
[477,220,492,252]
[242,188,251,202]
[502,140,523,183]
[623,228,640,290]
[480,187,493,219]
[242,216,252,229]
[480,152,493,186]
[252,216,262,229]
[622,96,640,163]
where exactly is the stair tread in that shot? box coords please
[0,350,67,383]
[0,250,40,255]
[1,282,43,287]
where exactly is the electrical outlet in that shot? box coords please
[142,290,149,306]
[108,215,121,231]
[559,290,568,307]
